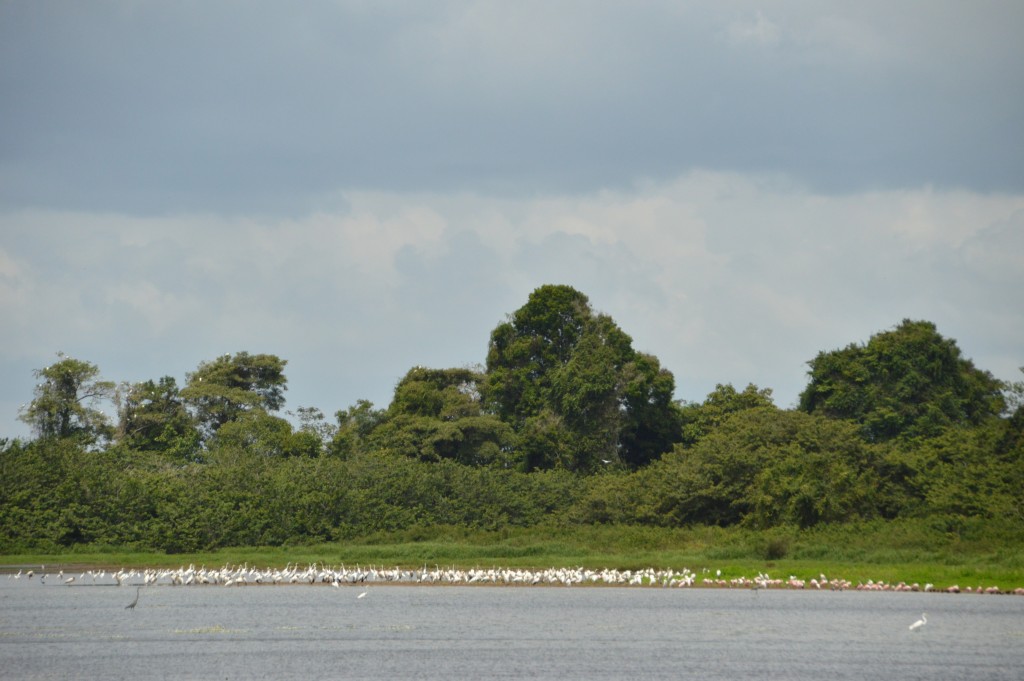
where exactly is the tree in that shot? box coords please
[483,285,680,471]
[180,352,288,439]
[799,320,1005,441]
[290,406,337,451]
[331,400,387,458]
[118,376,199,458]
[679,383,776,446]
[367,367,517,467]
[1003,367,1024,417]
[18,353,115,444]
[210,411,321,458]
[586,407,885,528]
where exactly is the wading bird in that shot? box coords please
[909,613,927,631]
[125,586,141,610]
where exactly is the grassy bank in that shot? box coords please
[4,520,1023,590]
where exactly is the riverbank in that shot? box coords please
[4,562,1023,594]
[3,520,1022,591]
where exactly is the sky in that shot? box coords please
[2,1,1023,438]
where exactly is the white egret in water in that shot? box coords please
[357,591,367,599]
[909,613,927,631]
[126,586,141,610]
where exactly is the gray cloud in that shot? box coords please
[2,1,1022,216]
[3,175,1021,439]
[2,3,1022,437]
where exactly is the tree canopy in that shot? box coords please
[18,353,115,445]
[799,319,1005,441]
[180,352,288,439]
[3,289,1021,553]
[483,285,680,471]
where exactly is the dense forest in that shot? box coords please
[2,285,1021,553]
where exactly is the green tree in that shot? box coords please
[484,285,680,472]
[1003,367,1024,417]
[368,367,517,467]
[582,408,885,528]
[799,320,1005,441]
[18,353,115,444]
[887,417,1024,525]
[291,406,337,449]
[180,352,288,439]
[679,383,776,446]
[210,411,321,458]
[331,399,387,458]
[118,376,199,458]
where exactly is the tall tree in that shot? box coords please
[799,320,1005,441]
[18,353,115,444]
[117,376,199,458]
[180,352,288,438]
[484,285,680,471]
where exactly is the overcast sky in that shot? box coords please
[2,1,1022,439]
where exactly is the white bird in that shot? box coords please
[909,613,927,631]
[357,591,367,599]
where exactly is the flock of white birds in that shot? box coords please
[10,563,1024,633]
[6,564,1021,597]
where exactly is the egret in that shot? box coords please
[909,613,927,631]
[357,591,367,599]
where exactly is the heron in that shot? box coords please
[909,613,927,631]
[357,591,367,599]
[125,586,141,610]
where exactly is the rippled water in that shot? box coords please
[1,578,1022,680]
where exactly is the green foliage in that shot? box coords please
[3,307,1020,561]
[331,400,387,458]
[572,408,886,529]
[679,383,776,445]
[210,411,321,458]
[363,367,518,466]
[18,353,115,445]
[890,418,1024,524]
[118,376,200,459]
[292,406,337,443]
[799,319,1005,441]
[180,352,288,438]
[1003,367,1024,418]
[484,285,680,471]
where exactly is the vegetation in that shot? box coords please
[2,285,1021,585]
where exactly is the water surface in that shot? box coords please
[1,579,1021,680]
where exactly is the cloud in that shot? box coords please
[2,1,1022,216]
[726,11,782,47]
[3,172,1022,439]
[2,2,1022,436]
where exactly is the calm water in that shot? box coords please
[1,579,1022,680]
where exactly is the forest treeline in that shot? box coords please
[2,285,1022,553]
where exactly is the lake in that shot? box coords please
[1,578,1022,680]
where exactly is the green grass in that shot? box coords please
[3,520,1023,590]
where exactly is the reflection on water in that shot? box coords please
[1,578,1022,680]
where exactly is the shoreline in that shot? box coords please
[5,563,1022,595]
